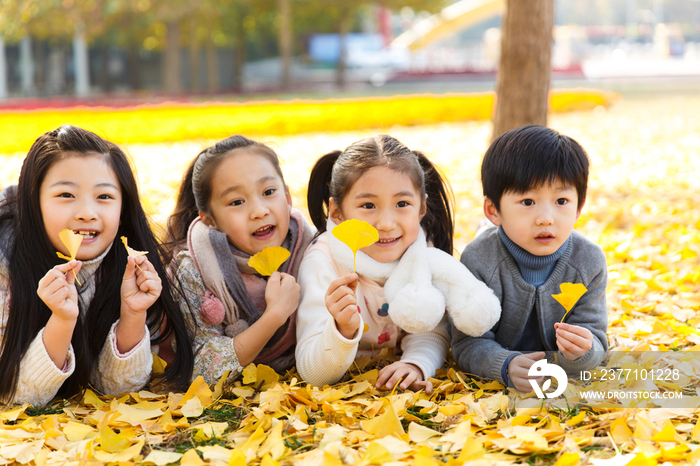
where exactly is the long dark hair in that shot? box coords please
[0,125,193,401]
[166,135,285,253]
[307,134,454,254]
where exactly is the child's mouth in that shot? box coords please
[376,237,400,247]
[73,230,98,241]
[252,225,275,240]
[535,233,554,244]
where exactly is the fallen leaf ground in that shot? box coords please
[1,93,700,465]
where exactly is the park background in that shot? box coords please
[2,0,700,465]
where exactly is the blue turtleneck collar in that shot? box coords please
[498,226,570,288]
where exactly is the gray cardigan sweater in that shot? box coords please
[451,227,608,385]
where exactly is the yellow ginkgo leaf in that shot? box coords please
[332,219,379,272]
[552,282,587,322]
[248,246,290,276]
[56,229,83,286]
[57,229,83,261]
[121,236,146,272]
[121,236,147,257]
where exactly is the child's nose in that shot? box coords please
[76,200,98,221]
[249,197,270,219]
[535,206,554,225]
[375,210,396,231]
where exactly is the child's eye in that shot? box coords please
[360,203,375,209]
[521,199,534,206]
[263,189,275,196]
[556,198,569,205]
[97,194,113,200]
[57,192,74,199]
[231,199,244,206]
[397,201,409,208]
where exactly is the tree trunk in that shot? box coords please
[19,36,34,95]
[73,23,90,97]
[233,14,246,90]
[100,42,112,93]
[491,0,553,141]
[127,42,142,91]
[163,21,182,93]
[0,36,7,100]
[189,18,201,91]
[205,42,219,92]
[335,14,350,89]
[278,0,292,90]
[34,39,45,93]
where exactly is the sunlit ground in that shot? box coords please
[1,94,700,464]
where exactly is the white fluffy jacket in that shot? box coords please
[295,219,501,388]
[326,219,502,336]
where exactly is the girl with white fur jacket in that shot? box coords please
[296,136,501,393]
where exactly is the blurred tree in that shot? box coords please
[491,0,553,140]
[279,0,292,89]
[297,0,447,88]
[0,0,104,95]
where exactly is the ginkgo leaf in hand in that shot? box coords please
[332,219,379,272]
[56,229,83,286]
[121,236,147,258]
[552,282,587,322]
[121,236,147,271]
[248,246,290,276]
[56,229,83,261]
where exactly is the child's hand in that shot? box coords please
[325,273,360,340]
[376,361,432,394]
[554,323,592,360]
[507,352,545,393]
[121,256,162,315]
[37,261,82,322]
[265,271,300,325]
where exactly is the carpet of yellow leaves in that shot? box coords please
[1,93,700,465]
[0,89,616,154]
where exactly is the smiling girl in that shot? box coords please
[0,125,193,407]
[166,135,315,384]
[297,135,500,393]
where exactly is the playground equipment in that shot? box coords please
[392,0,504,51]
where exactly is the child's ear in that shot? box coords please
[576,199,586,220]
[328,198,344,224]
[285,185,293,211]
[420,194,428,220]
[483,197,502,226]
[199,211,217,229]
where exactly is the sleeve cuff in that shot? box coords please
[325,313,364,346]
[501,353,520,388]
[32,327,76,378]
[110,320,150,359]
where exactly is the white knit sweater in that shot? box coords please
[295,232,449,388]
[0,247,152,407]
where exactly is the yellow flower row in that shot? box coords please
[0,89,618,154]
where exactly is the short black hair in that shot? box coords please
[481,125,589,211]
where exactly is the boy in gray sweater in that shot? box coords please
[452,125,608,393]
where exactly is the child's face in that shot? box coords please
[330,166,426,263]
[40,154,123,260]
[201,151,292,256]
[484,181,583,256]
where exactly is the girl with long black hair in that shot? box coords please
[0,125,193,407]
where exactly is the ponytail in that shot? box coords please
[165,157,199,257]
[307,150,341,233]
[415,151,454,255]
